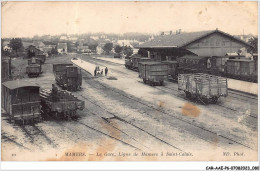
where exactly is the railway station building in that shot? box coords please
[136,29,251,61]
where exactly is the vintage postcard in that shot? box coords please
[1,1,258,163]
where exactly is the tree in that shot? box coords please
[9,38,23,56]
[123,46,133,57]
[88,42,98,52]
[247,37,258,53]
[114,45,122,54]
[51,47,58,55]
[102,43,113,55]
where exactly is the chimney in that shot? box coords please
[170,30,172,35]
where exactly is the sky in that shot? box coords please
[1,1,258,38]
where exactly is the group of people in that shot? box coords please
[94,66,108,77]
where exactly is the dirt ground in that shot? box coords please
[1,54,258,161]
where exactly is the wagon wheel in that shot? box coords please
[211,97,218,104]
[185,92,192,99]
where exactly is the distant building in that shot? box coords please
[33,41,45,51]
[57,43,67,54]
[60,35,69,42]
[137,29,251,61]
[25,45,44,58]
[77,45,91,53]
[43,45,56,54]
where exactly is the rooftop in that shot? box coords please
[137,29,250,49]
[2,80,40,90]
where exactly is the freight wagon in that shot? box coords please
[161,60,179,80]
[26,58,42,77]
[36,54,46,64]
[2,80,41,124]
[177,55,211,74]
[125,56,151,71]
[53,64,82,91]
[210,56,229,76]
[178,73,228,104]
[139,62,168,86]
[226,59,257,82]
[40,88,85,120]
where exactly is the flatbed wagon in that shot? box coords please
[139,61,168,86]
[178,73,228,104]
[40,89,85,119]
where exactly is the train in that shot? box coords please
[1,80,85,125]
[125,54,258,83]
[53,64,82,91]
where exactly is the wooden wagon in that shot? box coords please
[139,61,168,86]
[178,73,228,104]
[53,64,82,91]
[2,80,41,124]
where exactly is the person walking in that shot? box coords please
[105,67,108,76]
[94,69,97,76]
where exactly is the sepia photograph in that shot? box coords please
[1,1,258,167]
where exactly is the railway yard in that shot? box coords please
[1,54,258,161]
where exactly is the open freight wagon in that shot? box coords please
[138,62,168,86]
[53,63,82,91]
[178,73,228,104]
[40,89,85,119]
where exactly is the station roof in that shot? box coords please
[178,55,209,60]
[137,29,251,49]
[139,61,168,65]
[2,80,40,90]
[228,59,255,62]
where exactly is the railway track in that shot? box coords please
[1,133,31,151]
[74,87,183,151]
[77,73,257,151]
[18,124,57,149]
[86,56,258,104]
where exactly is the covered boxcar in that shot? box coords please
[210,56,229,76]
[26,58,42,77]
[226,59,257,82]
[161,60,179,80]
[40,89,85,120]
[177,55,211,74]
[178,73,228,104]
[139,62,168,86]
[53,64,82,91]
[2,80,41,124]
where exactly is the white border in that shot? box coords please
[1,0,259,170]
